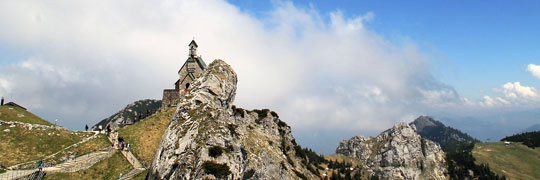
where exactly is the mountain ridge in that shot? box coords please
[91,99,161,131]
[411,116,478,151]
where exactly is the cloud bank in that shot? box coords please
[0,0,538,153]
[527,64,540,79]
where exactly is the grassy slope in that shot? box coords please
[0,125,91,167]
[49,134,111,163]
[133,169,148,180]
[117,107,175,165]
[0,105,53,126]
[473,142,540,180]
[324,154,364,167]
[44,152,132,180]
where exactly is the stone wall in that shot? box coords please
[161,89,179,108]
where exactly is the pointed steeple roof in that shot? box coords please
[189,39,198,47]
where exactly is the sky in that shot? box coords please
[0,0,539,154]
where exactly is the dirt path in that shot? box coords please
[0,148,115,180]
[107,133,147,179]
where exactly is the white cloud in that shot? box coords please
[476,95,511,107]
[496,97,511,105]
[527,64,540,79]
[470,82,538,107]
[501,82,537,101]
[481,95,495,107]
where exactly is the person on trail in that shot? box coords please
[118,136,124,150]
[85,124,88,131]
[98,125,103,133]
[106,124,111,135]
[38,159,43,171]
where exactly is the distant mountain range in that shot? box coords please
[411,116,479,151]
[91,99,161,131]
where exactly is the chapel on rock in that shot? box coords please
[162,40,207,108]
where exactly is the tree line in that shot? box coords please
[501,131,540,148]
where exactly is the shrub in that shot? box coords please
[202,161,231,178]
[252,109,270,119]
[293,170,308,180]
[270,111,279,118]
[227,124,237,137]
[208,146,226,158]
[242,169,255,180]
[277,120,288,128]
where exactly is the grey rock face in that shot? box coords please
[148,60,317,180]
[336,123,447,180]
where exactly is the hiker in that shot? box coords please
[106,124,111,135]
[118,136,124,150]
[38,159,43,171]
[184,83,190,95]
[98,125,103,133]
[85,124,88,131]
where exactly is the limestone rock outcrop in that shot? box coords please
[336,123,448,180]
[148,60,318,180]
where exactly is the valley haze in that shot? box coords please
[1,0,540,154]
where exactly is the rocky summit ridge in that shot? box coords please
[411,116,478,151]
[92,99,161,131]
[148,60,317,179]
[336,123,447,180]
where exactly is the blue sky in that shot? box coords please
[1,0,540,154]
[228,0,540,100]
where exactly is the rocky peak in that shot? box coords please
[411,116,478,151]
[148,60,317,180]
[411,116,438,132]
[336,122,447,180]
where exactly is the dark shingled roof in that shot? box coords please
[5,102,27,111]
[196,56,207,69]
[189,40,198,47]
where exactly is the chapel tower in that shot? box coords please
[162,40,207,108]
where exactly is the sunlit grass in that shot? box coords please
[0,105,53,126]
[473,142,540,180]
[0,125,91,167]
[117,107,175,166]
